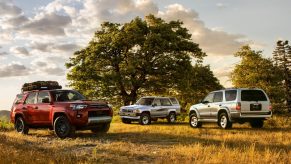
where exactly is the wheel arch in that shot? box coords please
[14,113,25,123]
[217,108,231,121]
[53,112,69,126]
[189,108,200,118]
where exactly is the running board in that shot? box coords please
[199,118,217,122]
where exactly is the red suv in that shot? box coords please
[10,89,113,138]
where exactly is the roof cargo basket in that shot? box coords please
[22,81,62,92]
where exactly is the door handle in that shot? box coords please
[208,105,210,107]
[219,104,222,106]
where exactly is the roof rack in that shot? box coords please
[21,81,62,92]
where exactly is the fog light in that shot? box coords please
[77,114,81,118]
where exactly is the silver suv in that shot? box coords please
[119,97,181,125]
[189,88,272,129]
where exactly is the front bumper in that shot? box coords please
[88,116,112,124]
[119,111,141,120]
[120,115,140,120]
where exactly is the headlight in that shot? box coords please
[133,109,141,113]
[70,104,88,110]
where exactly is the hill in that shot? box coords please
[0,110,10,121]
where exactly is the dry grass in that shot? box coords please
[0,115,290,164]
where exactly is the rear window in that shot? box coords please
[170,98,179,105]
[225,90,237,101]
[241,90,267,101]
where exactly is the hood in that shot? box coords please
[54,100,107,105]
[121,104,151,110]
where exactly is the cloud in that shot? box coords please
[159,4,245,56]
[0,62,30,77]
[0,1,22,17]
[31,57,65,76]
[216,3,229,8]
[20,13,72,36]
[10,46,30,57]
[29,41,80,54]
[5,15,28,27]
[0,51,8,56]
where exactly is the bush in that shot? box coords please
[0,117,14,131]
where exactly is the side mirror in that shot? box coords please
[201,100,209,104]
[152,103,157,107]
[42,98,50,103]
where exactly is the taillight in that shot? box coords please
[236,102,241,110]
[269,105,272,111]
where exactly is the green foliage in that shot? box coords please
[0,117,14,131]
[66,15,221,110]
[273,40,291,112]
[231,45,285,112]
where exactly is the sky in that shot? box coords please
[0,0,290,110]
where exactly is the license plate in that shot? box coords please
[250,103,262,111]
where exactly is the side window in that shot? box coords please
[203,93,214,103]
[213,92,223,102]
[170,98,179,105]
[161,99,172,106]
[24,92,37,104]
[153,99,161,106]
[37,92,50,103]
[225,90,237,101]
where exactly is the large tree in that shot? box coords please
[273,40,291,112]
[231,45,284,108]
[66,15,206,106]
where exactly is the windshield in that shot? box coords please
[51,90,86,102]
[136,98,154,105]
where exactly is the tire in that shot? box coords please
[121,118,132,124]
[15,117,29,134]
[189,113,202,128]
[167,112,176,123]
[91,123,110,133]
[250,120,264,128]
[54,116,75,139]
[218,112,232,129]
[139,113,151,125]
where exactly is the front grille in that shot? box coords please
[88,110,109,117]
[122,109,133,113]
[89,104,108,109]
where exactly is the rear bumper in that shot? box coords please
[88,116,112,124]
[230,111,272,119]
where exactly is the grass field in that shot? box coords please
[0,116,290,163]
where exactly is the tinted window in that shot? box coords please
[161,99,172,106]
[203,93,214,103]
[25,92,37,104]
[170,98,179,105]
[52,90,85,102]
[241,90,267,101]
[37,92,50,103]
[225,90,237,101]
[213,92,223,102]
[153,99,161,106]
[136,98,154,105]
